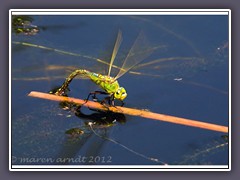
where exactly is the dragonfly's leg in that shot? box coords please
[100,100,111,111]
[100,96,111,106]
[98,94,114,106]
[86,91,108,102]
[85,92,96,102]
[110,94,115,106]
[75,104,82,113]
[94,91,108,95]
[109,95,125,107]
[85,93,92,102]
[104,95,124,107]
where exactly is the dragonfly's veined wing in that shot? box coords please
[114,31,154,80]
[108,30,122,77]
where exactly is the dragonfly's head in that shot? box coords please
[114,87,127,101]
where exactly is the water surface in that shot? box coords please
[11,14,229,166]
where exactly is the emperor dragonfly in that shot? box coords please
[55,30,153,106]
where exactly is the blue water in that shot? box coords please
[11,14,229,166]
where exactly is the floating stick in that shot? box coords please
[28,91,228,133]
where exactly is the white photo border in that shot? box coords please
[9,9,231,171]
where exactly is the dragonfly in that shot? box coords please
[54,30,154,106]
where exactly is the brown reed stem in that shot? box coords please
[28,91,228,133]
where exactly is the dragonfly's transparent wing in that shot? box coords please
[114,31,154,80]
[108,30,122,77]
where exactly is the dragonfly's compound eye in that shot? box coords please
[114,87,127,101]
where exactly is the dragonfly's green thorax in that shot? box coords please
[89,72,119,93]
[88,71,127,101]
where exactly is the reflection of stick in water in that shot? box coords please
[28,91,228,133]
[87,122,168,165]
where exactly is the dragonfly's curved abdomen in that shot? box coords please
[55,69,126,101]
[88,72,120,95]
[55,69,90,95]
